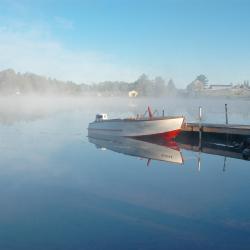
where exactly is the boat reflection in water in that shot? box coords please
[88,133,184,166]
[88,130,250,168]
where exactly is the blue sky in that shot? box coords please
[0,0,250,86]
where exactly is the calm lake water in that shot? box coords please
[0,97,250,250]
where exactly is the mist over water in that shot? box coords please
[1,96,250,124]
[0,96,250,250]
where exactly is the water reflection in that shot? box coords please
[177,132,250,161]
[88,132,250,168]
[88,135,184,165]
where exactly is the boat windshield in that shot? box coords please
[95,113,108,121]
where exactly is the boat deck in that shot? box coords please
[92,116,184,123]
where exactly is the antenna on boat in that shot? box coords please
[148,106,153,119]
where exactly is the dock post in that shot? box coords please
[199,106,202,123]
[198,106,202,150]
[225,104,229,145]
[225,104,228,125]
[162,109,164,117]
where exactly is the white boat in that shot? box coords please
[88,107,184,138]
[88,135,184,165]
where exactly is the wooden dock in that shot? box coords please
[182,123,250,136]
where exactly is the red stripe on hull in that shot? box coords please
[130,129,181,140]
[162,129,181,139]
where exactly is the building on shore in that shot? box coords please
[128,90,138,97]
[208,84,233,90]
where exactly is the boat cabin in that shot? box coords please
[95,113,108,122]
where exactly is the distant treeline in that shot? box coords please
[0,69,176,96]
[0,69,249,97]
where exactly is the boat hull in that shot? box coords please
[88,116,184,138]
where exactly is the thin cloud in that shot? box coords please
[0,23,141,83]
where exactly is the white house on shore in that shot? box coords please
[128,90,138,97]
[208,84,233,90]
